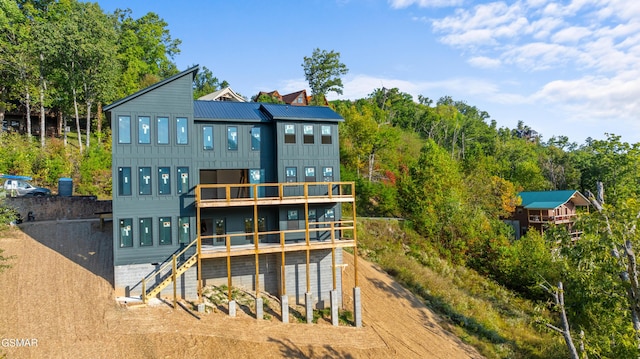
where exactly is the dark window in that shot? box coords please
[215,219,225,235]
[251,127,261,151]
[158,167,171,195]
[118,116,131,144]
[284,124,295,144]
[139,218,153,246]
[159,217,172,245]
[287,210,299,220]
[227,126,238,150]
[119,218,133,247]
[203,126,213,150]
[157,117,169,144]
[177,167,189,194]
[304,167,316,182]
[176,117,188,144]
[118,167,131,196]
[139,167,151,195]
[309,209,316,220]
[322,167,333,182]
[303,125,314,144]
[321,125,332,144]
[285,167,297,183]
[179,217,190,244]
[138,116,150,144]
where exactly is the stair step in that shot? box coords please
[145,253,198,300]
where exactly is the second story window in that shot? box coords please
[284,124,295,144]
[251,127,261,151]
[285,167,297,183]
[138,116,150,144]
[177,167,189,194]
[321,125,332,144]
[158,167,171,195]
[176,117,188,144]
[157,117,169,144]
[118,116,131,144]
[139,167,151,195]
[203,126,213,150]
[118,167,131,196]
[303,125,314,144]
[227,126,238,150]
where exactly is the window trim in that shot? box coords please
[118,167,132,196]
[159,217,172,245]
[158,167,171,195]
[139,217,153,247]
[284,124,296,144]
[285,167,297,183]
[203,126,213,150]
[157,117,170,145]
[138,116,151,144]
[227,126,238,151]
[176,117,188,145]
[138,167,152,195]
[303,124,314,144]
[251,126,261,151]
[119,218,133,248]
[118,115,131,144]
[321,125,332,144]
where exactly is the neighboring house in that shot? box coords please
[197,87,246,102]
[103,66,358,322]
[506,190,590,240]
[255,89,329,106]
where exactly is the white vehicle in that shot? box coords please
[3,179,51,197]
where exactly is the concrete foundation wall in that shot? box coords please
[201,254,279,294]
[6,196,111,221]
[114,262,197,299]
[114,248,343,306]
[276,249,342,309]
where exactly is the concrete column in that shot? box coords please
[281,295,289,323]
[229,300,237,317]
[353,287,362,328]
[305,292,313,324]
[330,290,339,326]
[255,297,264,320]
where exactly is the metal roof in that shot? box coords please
[104,65,199,112]
[518,190,590,209]
[260,103,344,122]
[194,101,268,122]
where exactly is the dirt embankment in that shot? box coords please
[0,220,482,358]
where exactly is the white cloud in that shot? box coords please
[388,0,463,9]
[468,56,502,68]
[551,26,592,43]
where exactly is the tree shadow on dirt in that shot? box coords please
[18,219,114,285]
[268,337,355,359]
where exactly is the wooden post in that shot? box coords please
[226,234,232,301]
[331,222,336,290]
[172,254,177,309]
[304,183,310,294]
[351,183,359,287]
[141,280,146,304]
[280,232,286,295]
[196,197,202,303]
[254,194,260,297]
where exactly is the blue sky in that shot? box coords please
[97,0,640,145]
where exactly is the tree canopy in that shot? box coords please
[302,48,348,105]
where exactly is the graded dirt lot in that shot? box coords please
[0,220,482,358]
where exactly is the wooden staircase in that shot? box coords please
[141,239,198,303]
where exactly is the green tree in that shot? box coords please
[302,48,348,105]
[192,65,229,99]
[114,9,181,96]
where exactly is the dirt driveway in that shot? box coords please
[0,220,482,358]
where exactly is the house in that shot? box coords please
[197,87,246,102]
[506,190,590,240]
[104,65,361,325]
[255,89,329,106]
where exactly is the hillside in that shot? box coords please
[0,220,482,358]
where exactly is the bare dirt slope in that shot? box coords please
[0,220,482,359]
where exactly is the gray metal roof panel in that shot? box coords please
[193,101,269,122]
[260,103,343,122]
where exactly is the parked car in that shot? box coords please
[3,179,51,197]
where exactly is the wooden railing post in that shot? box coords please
[142,280,146,304]
[172,254,177,309]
